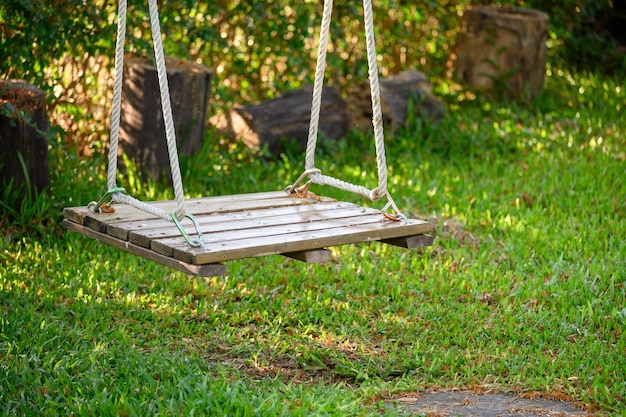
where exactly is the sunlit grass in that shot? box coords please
[1,68,625,416]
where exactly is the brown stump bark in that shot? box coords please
[0,80,50,200]
[346,70,445,133]
[120,55,212,181]
[451,6,549,102]
[211,86,348,155]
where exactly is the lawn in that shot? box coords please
[1,67,625,416]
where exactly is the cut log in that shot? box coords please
[120,55,212,181]
[451,6,549,102]
[283,249,332,263]
[346,70,445,133]
[0,80,50,201]
[211,86,348,155]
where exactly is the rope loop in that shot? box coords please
[285,168,323,193]
[380,191,408,224]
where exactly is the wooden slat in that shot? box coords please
[381,234,435,249]
[62,219,227,277]
[65,193,326,238]
[129,205,378,248]
[62,191,290,225]
[108,201,352,240]
[167,218,433,264]
[150,212,388,258]
[282,249,332,263]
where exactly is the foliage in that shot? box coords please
[0,0,468,151]
[489,0,626,74]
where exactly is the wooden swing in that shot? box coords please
[63,0,435,277]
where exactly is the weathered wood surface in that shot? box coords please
[64,191,435,270]
[126,205,379,248]
[0,80,50,200]
[347,70,445,133]
[451,6,549,102]
[120,55,212,181]
[63,219,227,277]
[211,86,348,154]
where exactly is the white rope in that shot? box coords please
[362,0,388,200]
[304,0,333,171]
[147,0,186,219]
[299,0,390,203]
[106,0,126,195]
[103,0,187,222]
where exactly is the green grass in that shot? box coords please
[1,68,625,416]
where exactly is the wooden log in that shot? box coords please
[381,234,435,249]
[283,249,332,263]
[451,6,549,102]
[347,70,445,133]
[120,55,212,181]
[210,86,348,155]
[0,80,50,201]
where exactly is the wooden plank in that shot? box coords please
[63,190,310,226]
[128,205,379,248]
[164,218,433,265]
[62,219,227,277]
[65,194,323,238]
[99,196,307,224]
[381,234,435,249]
[283,249,332,263]
[63,207,90,225]
[150,212,389,258]
[64,190,293,215]
[106,201,353,243]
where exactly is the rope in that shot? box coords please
[101,0,188,223]
[298,0,391,203]
[362,0,388,200]
[106,0,126,197]
[147,0,186,220]
[304,0,333,171]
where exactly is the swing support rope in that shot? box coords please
[92,0,405,249]
[90,0,205,248]
[289,0,406,220]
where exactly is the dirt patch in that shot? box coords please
[389,389,597,417]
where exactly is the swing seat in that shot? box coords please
[63,190,434,277]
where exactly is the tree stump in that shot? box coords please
[451,6,549,102]
[120,55,212,182]
[346,70,445,133]
[211,86,348,155]
[0,80,50,201]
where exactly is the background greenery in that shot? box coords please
[1,0,625,149]
[1,0,625,416]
